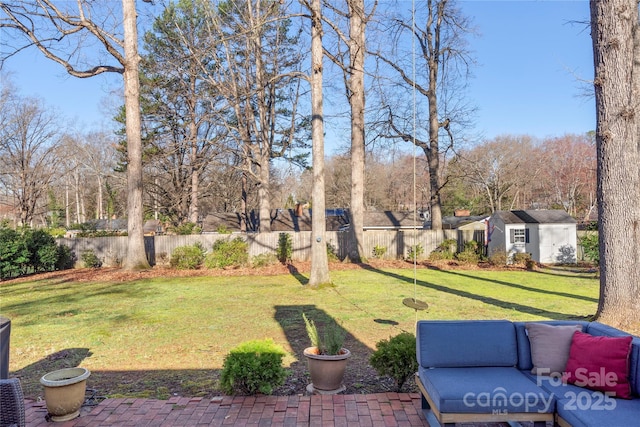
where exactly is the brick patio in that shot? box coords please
[24,392,429,427]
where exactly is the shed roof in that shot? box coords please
[493,210,577,224]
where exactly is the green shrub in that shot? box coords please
[429,239,456,261]
[456,249,480,263]
[406,244,424,261]
[0,226,74,279]
[579,233,599,264]
[205,238,248,268]
[0,227,28,279]
[216,225,232,234]
[219,339,287,395]
[429,250,454,261]
[512,252,532,266]
[437,239,458,253]
[277,233,292,263]
[56,244,75,270]
[47,227,67,238]
[488,251,508,266]
[463,240,480,253]
[172,222,202,235]
[251,252,278,268]
[24,228,58,272]
[81,250,102,268]
[326,242,339,262]
[372,245,387,259]
[170,245,205,269]
[369,332,418,392]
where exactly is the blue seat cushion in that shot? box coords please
[418,366,555,414]
[521,371,590,399]
[556,395,640,427]
[416,320,517,368]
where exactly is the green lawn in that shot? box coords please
[0,266,598,398]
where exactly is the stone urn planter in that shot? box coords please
[303,346,351,394]
[40,367,90,422]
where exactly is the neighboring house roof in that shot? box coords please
[201,209,348,233]
[362,211,425,229]
[91,218,128,231]
[201,213,245,232]
[442,215,488,230]
[493,210,577,225]
[271,209,312,232]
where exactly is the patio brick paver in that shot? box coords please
[23,393,429,427]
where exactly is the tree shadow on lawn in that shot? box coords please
[13,305,395,401]
[360,264,593,320]
[441,269,598,303]
[274,304,397,394]
[12,347,221,401]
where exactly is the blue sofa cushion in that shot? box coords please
[522,371,593,400]
[587,322,640,397]
[514,320,588,371]
[556,394,640,427]
[416,320,517,368]
[418,366,555,414]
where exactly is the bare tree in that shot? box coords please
[1,0,150,269]
[451,135,537,213]
[591,0,640,328]
[536,134,597,217]
[0,93,61,226]
[373,0,476,230]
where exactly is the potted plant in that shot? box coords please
[302,313,350,394]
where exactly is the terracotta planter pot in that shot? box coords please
[40,367,90,422]
[303,347,350,393]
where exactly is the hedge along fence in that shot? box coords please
[56,230,473,266]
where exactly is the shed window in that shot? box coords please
[510,228,529,244]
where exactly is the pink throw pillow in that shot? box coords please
[562,330,633,399]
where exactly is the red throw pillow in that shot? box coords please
[562,331,633,399]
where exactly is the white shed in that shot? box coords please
[487,210,577,264]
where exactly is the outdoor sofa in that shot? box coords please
[415,319,640,427]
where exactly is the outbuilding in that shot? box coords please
[487,210,577,264]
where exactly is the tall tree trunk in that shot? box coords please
[122,0,150,270]
[425,0,444,231]
[309,0,331,286]
[257,160,272,232]
[65,178,70,228]
[189,119,199,224]
[74,169,81,224]
[347,0,366,262]
[591,0,640,329]
[97,175,103,219]
[241,171,248,232]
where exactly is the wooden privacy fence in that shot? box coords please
[57,229,482,265]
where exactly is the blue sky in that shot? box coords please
[2,1,595,149]
[462,1,594,140]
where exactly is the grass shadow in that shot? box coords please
[274,304,377,393]
[360,264,590,320]
[440,269,598,303]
